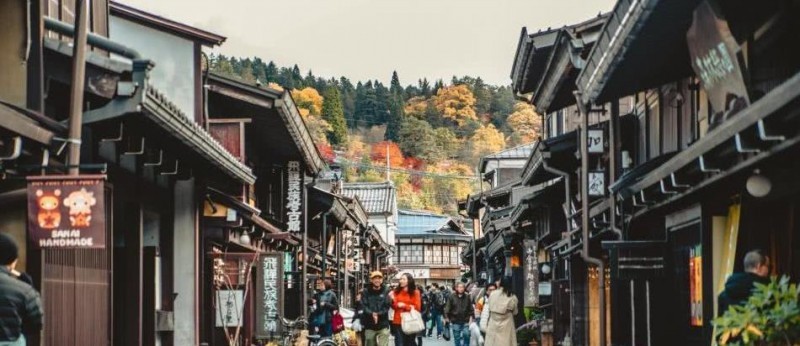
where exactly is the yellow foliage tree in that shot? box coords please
[268,82,284,92]
[433,85,477,126]
[469,124,506,163]
[344,135,368,161]
[303,114,331,146]
[404,96,429,119]
[291,87,324,116]
[507,102,542,145]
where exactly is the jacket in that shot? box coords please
[484,290,518,346]
[312,289,339,325]
[361,285,391,330]
[390,288,421,325]
[0,267,43,342]
[717,272,769,316]
[445,292,473,324]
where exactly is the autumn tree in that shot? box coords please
[467,124,506,164]
[506,102,542,145]
[433,84,477,126]
[322,86,348,145]
[404,96,428,119]
[292,87,324,116]
[370,141,405,168]
[303,114,331,146]
[434,127,461,160]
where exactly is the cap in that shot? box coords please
[370,271,384,279]
[0,233,19,265]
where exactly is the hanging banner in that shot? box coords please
[689,244,703,326]
[27,175,106,249]
[256,253,284,338]
[524,239,539,307]
[286,161,303,233]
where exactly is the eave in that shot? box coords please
[110,1,226,46]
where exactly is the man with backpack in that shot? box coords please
[360,271,391,346]
[426,284,446,338]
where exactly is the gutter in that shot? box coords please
[541,158,571,247]
[44,17,145,60]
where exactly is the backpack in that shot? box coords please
[421,291,431,314]
[435,291,447,308]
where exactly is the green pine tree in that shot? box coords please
[385,94,405,141]
[322,86,348,145]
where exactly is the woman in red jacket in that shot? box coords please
[390,273,422,346]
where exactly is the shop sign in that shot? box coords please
[286,161,303,233]
[523,239,539,307]
[256,254,284,338]
[27,175,106,249]
[686,0,750,128]
[215,290,245,327]
[689,244,703,326]
[397,268,429,279]
[587,129,604,154]
[538,282,551,296]
[429,268,459,279]
[588,171,606,197]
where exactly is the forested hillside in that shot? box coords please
[209,54,541,215]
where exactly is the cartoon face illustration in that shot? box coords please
[36,189,62,229]
[63,188,97,227]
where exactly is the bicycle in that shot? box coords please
[280,316,337,346]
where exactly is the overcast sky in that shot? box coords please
[119,0,616,86]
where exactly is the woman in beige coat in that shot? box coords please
[484,277,518,346]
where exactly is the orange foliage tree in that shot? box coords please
[370,141,405,167]
[433,84,477,126]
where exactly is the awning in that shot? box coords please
[82,64,255,184]
[521,131,578,186]
[608,152,678,198]
[308,187,357,231]
[206,187,284,235]
[511,28,560,95]
[0,102,57,145]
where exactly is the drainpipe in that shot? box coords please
[609,100,623,239]
[44,17,144,60]
[322,211,331,278]
[65,0,89,175]
[575,91,606,346]
[541,160,571,245]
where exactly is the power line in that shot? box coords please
[336,158,480,180]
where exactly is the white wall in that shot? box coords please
[110,17,196,119]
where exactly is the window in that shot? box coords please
[450,247,459,265]
[425,245,434,263]
[433,246,443,264]
[399,245,423,264]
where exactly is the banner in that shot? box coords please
[27,175,106,249]
[215,290,245,327]
[286,161,303,233]
[255,253,284,338]
[524,239,539,307]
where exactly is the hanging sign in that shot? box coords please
[286,161,303,233]
[215,290,245,327]
[27,175,106,249]
[686,0,750,128]
[588,171,606,197]
[524,239,539,307]
[587,129,604,153]
[256,254,284,338]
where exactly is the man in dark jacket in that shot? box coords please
[0,233,43,345]
[361,271,391,346]
[444,282,473,346]
[718,249,771,316]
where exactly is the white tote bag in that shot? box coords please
[400,309,426,335]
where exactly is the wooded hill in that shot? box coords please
[209,54,541,215]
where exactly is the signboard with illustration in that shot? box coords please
[27,175,106,249]
[255,253,284,338]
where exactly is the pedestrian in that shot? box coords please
[718,249,771,316]
[0,233,43,345]
[361,271,391,346]
[390,273,422,346]
[313,278,339,337]
[444,282,473,346]
[476,283,496,331]
[427,284,445,338]
[484,277,518,346]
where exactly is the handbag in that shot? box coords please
[352,318,363,332]
[400,308,426,335]
[442,322,451,341]
[479,303,490,332]
[332,312,345,333]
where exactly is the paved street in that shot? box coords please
[417,335,452,346]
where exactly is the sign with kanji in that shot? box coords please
[589,171,606,197]
[588,129,604,153]
[215,290,244,327]
[286,161,303,233]
[523,239,539,307]
[27,175,106,248]
[687,0,750,128]
[256,253,284,338]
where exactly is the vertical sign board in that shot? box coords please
[686,0,750,128]
[587,129,604,154]
[689,244,703,326]
[215,290,245,327]
[588,171,606,197]
[27,175,106,248]
[286,161,303,233]
[256,253,284,338]
[523,239,539,307]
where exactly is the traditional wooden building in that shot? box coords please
[395,210,471,287]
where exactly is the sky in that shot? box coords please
[119,0,616,86]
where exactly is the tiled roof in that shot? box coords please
[341,182,396,215]
[397,210,469,237]
[480,142,537,172]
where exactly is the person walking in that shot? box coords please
[444,282,473,346]
[0,233,43,346]
[718,249,771,315]
[390,273,422,346]
[476,283,496,331]
[313,279,339,337]
[427,284,445,338]
[361,271,391,346]
[484,277,518,346]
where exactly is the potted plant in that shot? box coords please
[714,275,800,345]
[516,320,540,346]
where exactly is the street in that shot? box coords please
[416,335,452,346]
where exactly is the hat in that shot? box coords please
[0,233,19,265]
[370,271,384,279]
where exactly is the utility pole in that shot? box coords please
[67,0,89,175]
[386,142,390,181]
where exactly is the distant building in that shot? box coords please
[479,142,536,188]
[395,210,472,287]
[341,181,398,250]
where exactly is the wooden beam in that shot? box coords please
[0,103,54,144]
[207,84,273,109]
